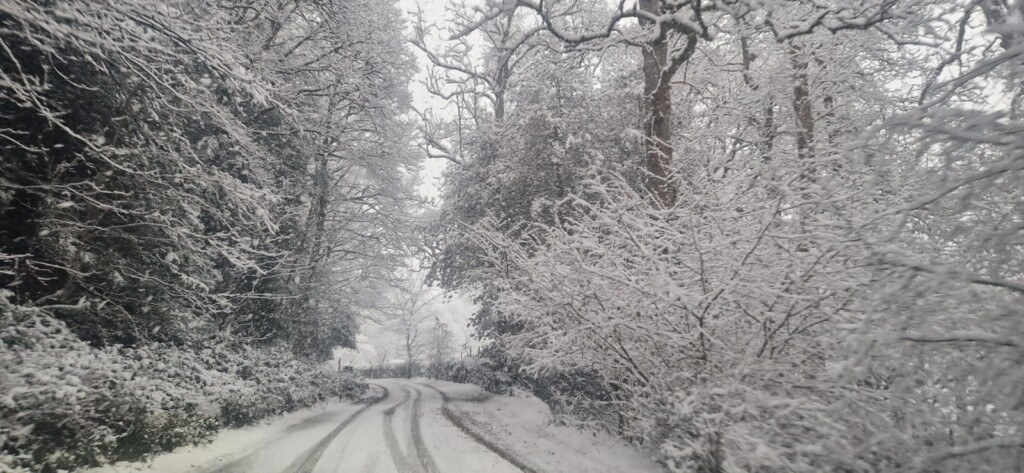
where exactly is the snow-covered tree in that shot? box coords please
[1,1,417,468]
[423,0,1024,470]
[0,0,418,358]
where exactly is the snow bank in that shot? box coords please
[420,379,663,473]
[81,394,374,473]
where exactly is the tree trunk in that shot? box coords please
[739,37,776,163]
[790,46,815,165]
[494,85,506,122]
[639,0,677,209]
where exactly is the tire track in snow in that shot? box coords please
[276,384,387,473]
[417,382,538,473]
[204,386,385,473]
[408,385,441,473]
[383,385,415,473]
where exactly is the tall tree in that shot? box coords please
[448,0,922,207]
[0,0,418,359]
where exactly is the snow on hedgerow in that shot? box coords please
[0,296,365,472]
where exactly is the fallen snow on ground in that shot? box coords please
[82,387,381,473]
[415,378,663,473]
[81,381,660,473]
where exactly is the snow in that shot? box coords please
[313,379,524,473]
[414,378,663,473]
[81,391,375,473]
[79,380,663,473]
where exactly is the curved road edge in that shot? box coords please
[416,382,539,473]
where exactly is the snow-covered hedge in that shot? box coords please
[428,358,516,395]
[0,298,366,473]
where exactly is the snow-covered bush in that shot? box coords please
[462,149,1024,471]
[458,163,949,470]
[0,297,366,472]
[428,357,516,395]
[211,347,366,427]
[650,377,907,473]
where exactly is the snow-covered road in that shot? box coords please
[287,379,523,473]
[89,379,661,473]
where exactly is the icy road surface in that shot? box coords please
[89,378,661,473]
